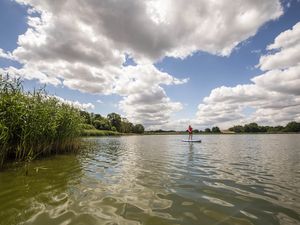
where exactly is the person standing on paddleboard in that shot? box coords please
[187,125,193,140]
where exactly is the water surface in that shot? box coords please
[0,134,300,225]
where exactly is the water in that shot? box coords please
[0,134,300,225]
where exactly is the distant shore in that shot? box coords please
[82,130,300,137]
[143,131,300,135]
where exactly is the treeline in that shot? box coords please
[80,111,145,134]
[147,126,221,134]
[229,122,300,133]
[194,127,221,133]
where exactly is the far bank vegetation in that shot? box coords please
[80,111,145,136]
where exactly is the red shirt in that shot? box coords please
[188,126,193,133]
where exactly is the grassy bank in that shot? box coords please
[0,76,83,168]
[82,129,120,136]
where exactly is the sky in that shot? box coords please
[0,0,300,130]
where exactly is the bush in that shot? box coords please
[81,123,95,130]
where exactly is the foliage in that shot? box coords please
[133,124,145,134]
[81,124,95,130]
[229,121,300,133]
[284,121,300,132]
[107,113,122,132]
[229,125,244,133]
[120,118,134,133]
[82,129,120,136]
[204,128,211,133]
[211,126,221,133]
[0,75,83,168]
[80,111,145,134]
[80,111,92,124]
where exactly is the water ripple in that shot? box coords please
[0,135,299,225]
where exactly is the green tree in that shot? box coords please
[244,123,260,133]
[94,114,103,121]
[268,126,284,132]
[229,125,244,133]
[93,117,111,130]
[133,124,145,134]
[258,126,267,132]
[211,126,221,133]
[284,121,300,132]
[120,118,134,133]
[80,111,92,124]
[107,113,122,132]
[204,128,211,133]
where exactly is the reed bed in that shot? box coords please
[0,76,83,168]
[82,129,120,137]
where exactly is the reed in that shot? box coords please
[82,129,120,137]
[0,75,83,168]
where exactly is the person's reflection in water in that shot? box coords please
[188,143,194,165]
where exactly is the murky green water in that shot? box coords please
[0,134,300,225]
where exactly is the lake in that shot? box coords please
[0,134,299,225]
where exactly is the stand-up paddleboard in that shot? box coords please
[182,139,201,143]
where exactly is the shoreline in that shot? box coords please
[81,130,300,137]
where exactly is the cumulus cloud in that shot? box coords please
[258,22,300,70]
[1,0,283,127]
[54,96,95,111]
[196,22,300,128]
[0,48,13,60]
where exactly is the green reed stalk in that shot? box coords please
[0,75,83,168]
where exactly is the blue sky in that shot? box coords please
[1,0,300,130]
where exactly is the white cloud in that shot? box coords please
[96,100,103,104]
[196,22,300,128]
[252,65,300,95]
[0,48,13,60]
[1,0,283,127]
[54,96,95,111]
[258,22,300,71]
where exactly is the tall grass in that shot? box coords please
[82,129,120,137]
[0,75,83,168]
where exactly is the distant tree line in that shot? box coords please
[147,126,222,134]
[80,111,145,134]
[147,121,300,134]
[193,126,221,134]
[229,122,300,133]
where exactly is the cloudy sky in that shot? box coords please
[0,0,300,130]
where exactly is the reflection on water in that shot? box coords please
[0,134,300,225]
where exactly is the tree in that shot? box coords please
[93,118,111,130]
[244,123,260,133]
[94,114,103,121]
[204,128,211,133]
[93,120,102,130]
[211,126,221,133]
[268,126,284,132]
[107,113,122,132]
[229,125,244,133]
[133,124,145,134]
[284,121,300,132]
[80,111,92,124]
[120,118,134,133]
